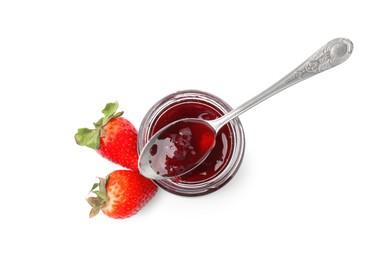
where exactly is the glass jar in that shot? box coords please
[138,90,245,196]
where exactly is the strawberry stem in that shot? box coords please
[86,177,109,218]
[75,102,123,150]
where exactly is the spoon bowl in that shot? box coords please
[139,118,217,180]
[139,38,353,180]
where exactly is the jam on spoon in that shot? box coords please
[148,119,216,178]
[139,38,353,180]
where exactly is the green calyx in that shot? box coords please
[86,177,110,218]
[75,102,124,150]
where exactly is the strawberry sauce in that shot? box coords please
[151,102,233,183]
[149,119,216,178]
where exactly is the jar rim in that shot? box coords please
[138,90,245,196]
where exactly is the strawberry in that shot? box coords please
[87,170,157,219]
[75,102,138,171]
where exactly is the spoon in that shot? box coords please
[139,38,353,180]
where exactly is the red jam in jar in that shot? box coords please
[151,103,232,182]
[138,90,245,196]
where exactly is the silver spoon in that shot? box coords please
[139,38,353,180]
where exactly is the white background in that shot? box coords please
[1,1,389,259]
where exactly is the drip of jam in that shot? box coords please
[151,102,233,183]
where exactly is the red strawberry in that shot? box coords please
[75,102,138,171]
[87,170,157,219]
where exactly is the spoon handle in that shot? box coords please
[211,38,353,131]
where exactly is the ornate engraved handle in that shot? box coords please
[211,38,354,131]
[285,38,353,84]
